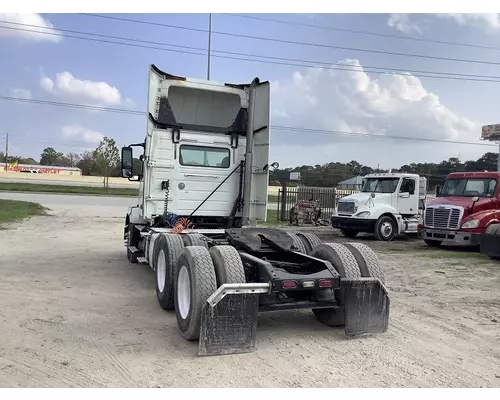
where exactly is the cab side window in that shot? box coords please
[400,178,415,195]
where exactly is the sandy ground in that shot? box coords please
[0,192,499,388]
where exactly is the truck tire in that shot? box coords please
[287,232,307,253]
[340,229,358,238]
[424,239,442,247]
[209,246,246,286]
[374,215,396,241]
[343,242,385,284]
[154,233,185,310]
[485,223,500,235]
[174,246,217,340]
[296,232,322,254]
[309,243,360,327]
[182,233,208,248]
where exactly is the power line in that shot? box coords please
[274,126,496,147]
[0,95,143,115]
[1,95,494,148]
[224,13,500,53]
[77,13,500,67]
[3,23,500,84]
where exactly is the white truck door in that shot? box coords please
[247,81,271,222]
[397,177,418,215]
[142,123,176,220]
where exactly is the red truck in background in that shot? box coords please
[418,171,500,248]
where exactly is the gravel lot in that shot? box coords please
[0,192,499,388]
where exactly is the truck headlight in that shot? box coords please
[462,219,479,229]
[357,211,370,218]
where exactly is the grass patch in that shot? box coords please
[258,209,288,226]
[0,182,139,197]
[0,199,49,228]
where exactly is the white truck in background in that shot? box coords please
[331,173,427,241]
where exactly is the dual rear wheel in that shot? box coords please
[152,233,247,340]
[152,231,385,340]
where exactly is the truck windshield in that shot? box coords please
[440,178,497,197]
[361,178,399,193]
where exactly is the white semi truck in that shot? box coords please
[120,64,390,356]
[331,173,427,241]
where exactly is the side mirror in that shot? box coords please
[472,196,479,203]
[121,146,133,178]
[435,185,441,197]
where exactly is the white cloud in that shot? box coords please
[40,71,128,107]
[62,124,104,144]
[270,59,484,168]
[387,13,500,34]
[387,14,422,35]
[10,88,32,99]
[0,13,61,43]
[436,13,500,31]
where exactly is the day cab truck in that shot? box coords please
[419,171,500,248]
[119,64,390,356]
[331,173,427,241]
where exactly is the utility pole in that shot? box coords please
[4,133,8,171]
[207,13,212,80]
[497,141,500,172]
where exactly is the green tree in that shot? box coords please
[40,147,64,166]
[92,137,120,189]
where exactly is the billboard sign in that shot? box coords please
[481,124,500,140]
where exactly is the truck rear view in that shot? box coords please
[120,64,390,356]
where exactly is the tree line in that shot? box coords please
[1,137,138,189]
[3,143,498,189]
[269,152,499,188]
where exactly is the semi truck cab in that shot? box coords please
[332,173,426,241]
[419,171,500,247]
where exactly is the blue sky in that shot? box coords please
[1,12,500,169]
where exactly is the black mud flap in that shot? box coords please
[341,278,390,336]
[198,283,270,356]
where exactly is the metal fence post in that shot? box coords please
[280,185,287,221]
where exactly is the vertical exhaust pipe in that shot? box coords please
[242,77,260,227]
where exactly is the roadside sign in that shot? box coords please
[289,172,301,181]
[481,124,500,140]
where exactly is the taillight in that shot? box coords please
[301,280,315,288]
[282,281,297,289]
[318,280,333,288]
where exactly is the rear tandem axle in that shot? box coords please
[125,226,390,356]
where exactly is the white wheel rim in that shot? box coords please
[177,265,191,320]
[380,221,393,238]
[157,249,166,292]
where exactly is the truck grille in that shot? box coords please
[338,201,355,214]
[424,206,462,230]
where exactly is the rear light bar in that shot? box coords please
[281,280,333,289]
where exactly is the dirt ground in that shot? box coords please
[0,193,499,388]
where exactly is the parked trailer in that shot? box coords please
[121,64,390,356]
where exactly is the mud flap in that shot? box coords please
[341,278,390,336]
[198,283,270,356]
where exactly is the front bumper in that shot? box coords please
[331,216,376,233]
[418,227,481,246]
